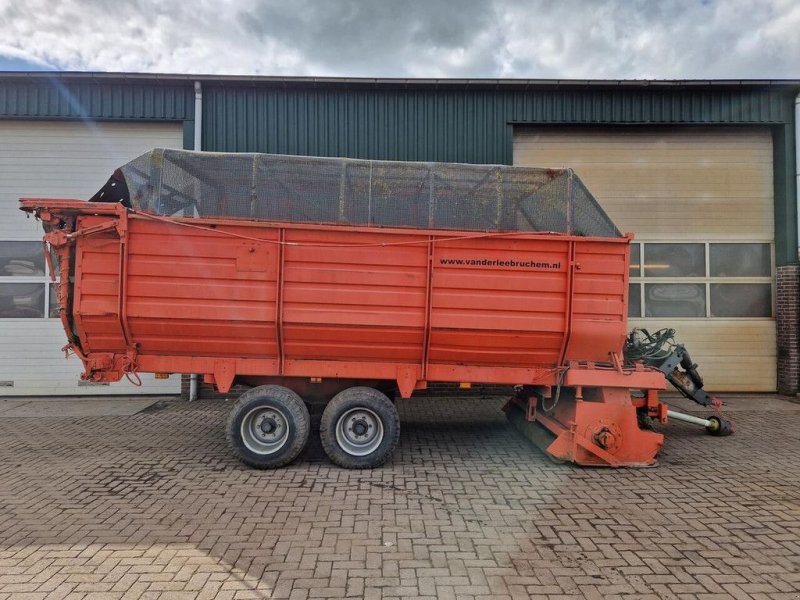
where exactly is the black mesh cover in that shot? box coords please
[117,149,621,237]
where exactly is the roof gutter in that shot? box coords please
[3,71,800,89]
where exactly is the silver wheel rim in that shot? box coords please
[335,407,384,456]
[241,406,290,455]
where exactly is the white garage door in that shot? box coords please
[0,120,183,396]
[514,127,775,392]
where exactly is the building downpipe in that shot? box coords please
[194,81,202,152]
[189,80,203,402]
[189,374,199,402]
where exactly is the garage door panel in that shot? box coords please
[515,145,774,163]
[559,175,772,196]
[1,121,182,240]
[629,319,776,353]
[598,204,772,240]
[514,126,775,392]
[1,121,182,396]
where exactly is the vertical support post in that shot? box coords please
[421,236,434,380]
[367,161,373,225]
[557,240,577,366]
[276,228,286,375]
[428,166,435,228]
[338,159,347,222]
[116,208,133,349]
[566,169,574,235]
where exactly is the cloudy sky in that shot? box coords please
[1,0,798,79]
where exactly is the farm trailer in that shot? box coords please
[19,149,731,469]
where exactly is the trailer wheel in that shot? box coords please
[320,387,400,469]
[226,385,310,469]
[705,415,734,437]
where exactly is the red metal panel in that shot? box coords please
[73,221,124,354]
[21,199,635,391]
[284,324,424,361]
[429,237,570,367]
[565,241,629,361]
[282,228,428,366]
[76,213,281,359]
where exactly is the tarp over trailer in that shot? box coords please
[106,149,622,238]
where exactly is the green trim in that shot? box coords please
[774,123,798,266]
[183,120,195,150]
[0,79,193,121]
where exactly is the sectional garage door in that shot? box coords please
[0,120,183,396]
[514,127,775,392]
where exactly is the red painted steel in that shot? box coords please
[20,198,668,466]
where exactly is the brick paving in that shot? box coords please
[0,395,798,600]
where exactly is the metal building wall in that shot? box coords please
[201,84,795,159]
[0,78,193,120]
[203,88,511,163]
[200,83,797,264]
[1,76,792,158]
[0,76,195,148]
[0,75,796,263]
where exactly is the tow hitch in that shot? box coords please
[624,328,734,436]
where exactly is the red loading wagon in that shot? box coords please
[19,149,731,469]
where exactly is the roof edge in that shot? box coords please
[1,71,799,89]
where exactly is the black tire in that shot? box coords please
[705,415,734,437]
[226,385,310,469]
[320,387,400,469]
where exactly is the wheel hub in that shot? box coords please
[241,407,289,455]
[351,419,369,437]
[259,417,278,435]
[336,408,384,456]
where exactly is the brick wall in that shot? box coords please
[776,264,799,396]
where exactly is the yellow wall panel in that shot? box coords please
[514,126,775,392]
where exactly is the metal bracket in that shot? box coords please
[66,219,120,242]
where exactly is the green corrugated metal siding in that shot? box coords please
[202,86,795,164]
[200,84,797,264]
[204,88,510,163]
[0,80,193,120]
[0,75,796,263]
[774,123,797,266]
[0,78,792,156]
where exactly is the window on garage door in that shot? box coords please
[0,241,59,319]
[628,242,773,319]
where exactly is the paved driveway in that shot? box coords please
[0,395,798,600]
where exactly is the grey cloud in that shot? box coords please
[237,0,498,76]
[0,0,797,78]
[497,0,798,78]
